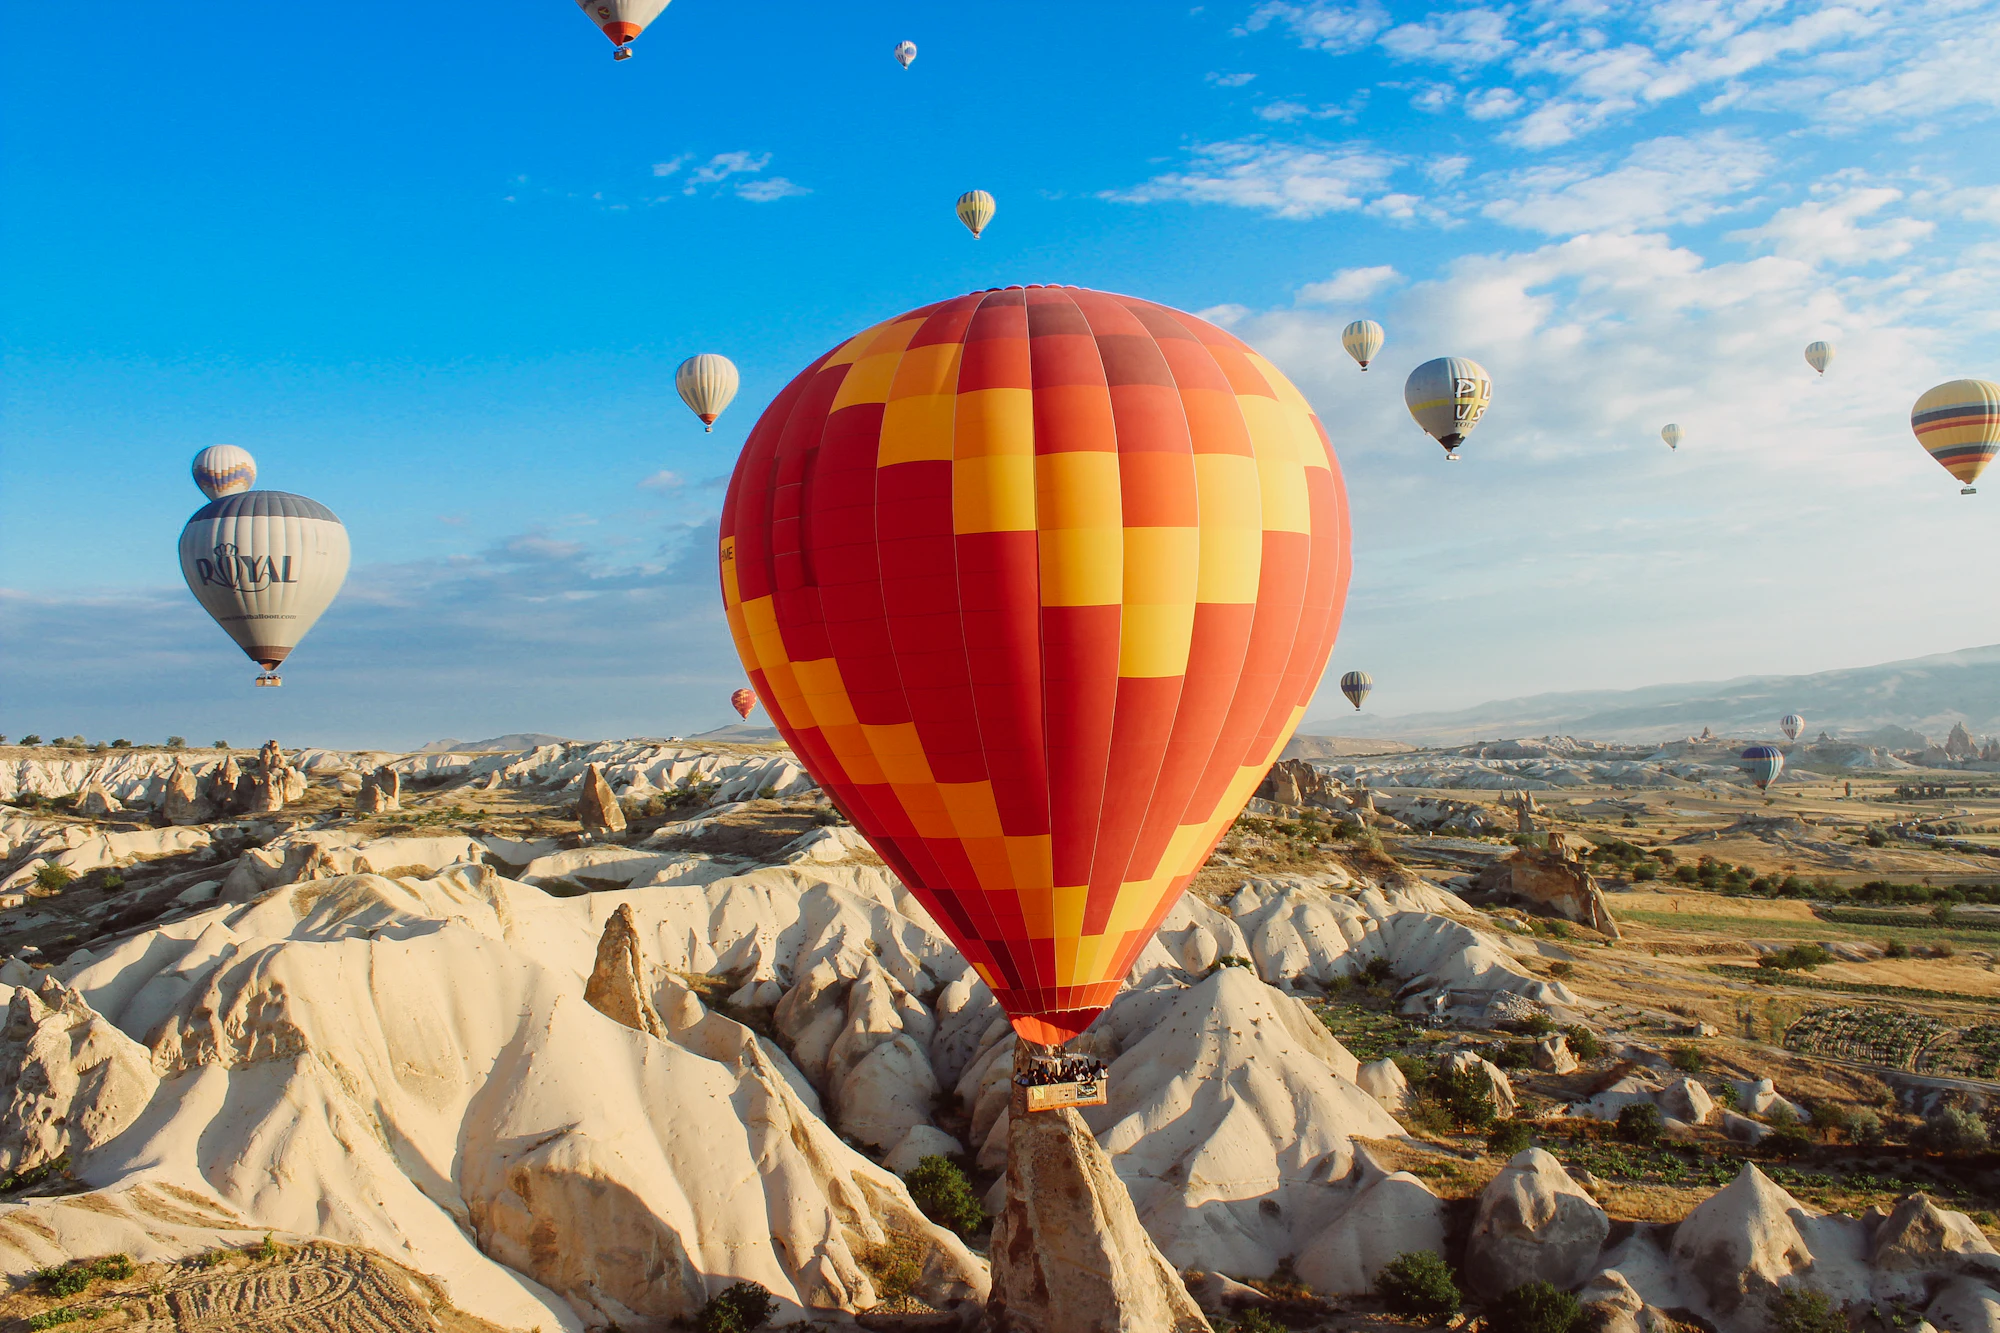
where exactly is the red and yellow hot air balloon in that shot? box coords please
[731,687,757,719]
[573,0,672,59]
[720,285,1351,1044]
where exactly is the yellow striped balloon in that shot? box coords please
[1661,423,1682,451]
[675,353,740,433]
[1404,356,1492,460]
[1911,379,2000,495]
[1341,319,1384,370]
[955,190,996,239]
[1805,341,1835,376]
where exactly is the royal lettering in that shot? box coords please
[193,543,301,592]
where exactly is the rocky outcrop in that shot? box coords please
[0,977,157,1175]
[1466,1148,1610,1297]
[1477,846,1621,937]
[578,763,626,836]
[77,781,122,818]
[354,766,401,814]
[1536,1034,1579,1073]
[988,1041,1211,1333]
[161,760,215,826]
[584,903,666,1038]
[1357,1056,1409,1112]
[1256,759,1347,810]
[1295,1163,1448,1293]
[1668,1165,1821,1323]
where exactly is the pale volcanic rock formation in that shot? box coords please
[1294,1159,1449,1293]
[576,763,626,837]
[77,781,122,818]
[40,866,987,1329]
[1355,1056,1409,1112]
[988,1041,1212,1333]
[355,765,401,814]
[1465,1148,1611,1297]
[583,902,666,1038]
[1439,1049,1518,1119]
[0,976,157,1176]
[1535,1034,1579,1073]
[161,759,215,826]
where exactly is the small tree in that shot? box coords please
[1490,1282,1583,1333]
[1616,1103,1663,1145]
[1487,1119,1533,1157]
[33,865,76,894]
[1915,1107,1989,1154]
[166,736,186,748]
[212,740,229,750]
[20,735,40,747]
[1669,1044,1705,1074]
[903,1156,986,1237]
[110,739,130,749]
[1376,1250,1461,1320]
[1564,1025,1602,1060]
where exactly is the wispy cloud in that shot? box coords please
[1242,0,1388,54]
[1206,71,1258,87]
[1297,264,1402,304]
[1106,139,1401,219]
[1730,185,1934,266]
[1482,132,1770,234]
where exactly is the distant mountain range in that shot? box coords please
[1298,644,2000,746]
[418,733,572,753]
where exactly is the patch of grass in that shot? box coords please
[27,1305,103,1330]
[1712,967,2000,1007]
[35,1254,132,1299]
[856,1232,924,1306]
[1376,1250,1460,1321]
[1669,1044,1706,1074]
[1761,944,1833,972]
[0,1153,70,1194]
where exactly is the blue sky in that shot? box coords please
[5,0,1999,748]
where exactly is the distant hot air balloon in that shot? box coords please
[731,687,756,719]
[180,491,350,686]
[1404,357,1492,460]
[1741,744,1785,792]
[1661,423,1683,451]
[894,40,917,69]
[1340,670,1373,710]
[573,0,672,58]
[1910,379,2000,496]
[1805,341,1835,377]
[721,285,1351,1044]
[676,354,740,433]
[192,445,257,500]
[1342,320,1384,371]
[955,190,995,239]
[1780,713,1805,741]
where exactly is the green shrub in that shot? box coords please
[32,865,75,893]
[1848,1108,1886,1146]
[1915,1107,1990,1154]
[1488,1281,1583,1333]
[1491,1041,1535,1071]
[1716,1081,1740,1110]
[1763,1125,1815,1158]
[1376,1250,1461,1320]
[903,1155,986,1238]
[1518,1014,1556,1037]
[1668,1044,1705,1074]
[165,736,185,748]
[1228,1311,1287,1333]
[1631,861,1659,882]
[1616,1103,1663,1145]
[1213,954,1254,972]
[1760,945,1833,972]
[1564,1025,1602,1060]
[1550,961,1575,980]
[1487,1119,1534,1157]
[1425,1066,1498,1131]
[1883,939,1910,959]
[698,1280,777,1333]
[212,741,228,750]
[1361,956,1395,985]
[1767,1287,1846,1333]
[28,1307,99,1330]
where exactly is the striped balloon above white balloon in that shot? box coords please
[192,445,257,500]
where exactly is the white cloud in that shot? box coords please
[1464,87,1524,120]
[1206,71,1258,86]
[1427,154,1472,184]
[1378,8,1515,65]
[736,177,810,202]
[688,152,770,186]
[1257,101,1313,121]
[1243,0,1388,53]
[1730,185,1935,265]
[1408,83,1455,113]
[651,157,689,177]
[1297,264,1402,304]
[1483,132,1770,234]
[638,470,684,491]
[1107,139,1401,219]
